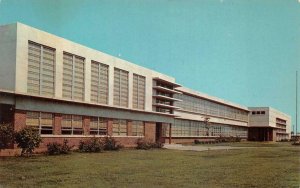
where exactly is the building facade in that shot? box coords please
[248,107,291,141]
[0,23,291,150]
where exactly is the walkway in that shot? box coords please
[163,144,254,152]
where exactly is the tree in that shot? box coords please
[15,127,42,156]
[0,123,14,150]
[204,117,211,136]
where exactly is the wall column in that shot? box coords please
[14,110,26,132]
[54,113,62,135]
[145,122,156,142]
[127,120,132,136]
[169,123,172,144]
[83,116,90,135]
[107,119,113,136]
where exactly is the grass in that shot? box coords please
[0,142,299,188]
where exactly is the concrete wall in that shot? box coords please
[248,107,270,127]
[0,23,17,92]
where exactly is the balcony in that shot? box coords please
[152,94,182,102]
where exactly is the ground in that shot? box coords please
[0,142,299,188]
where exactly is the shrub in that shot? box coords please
[79,138,104,153]
[47,139,73,155]
[15,127,42,156]
[0,123,14,150]
[136,138,163,150]
[152,141,163,149]
[136,138,153,150]
[103,136,123,151]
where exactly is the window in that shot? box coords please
[27,41,55,97]
[113,68,129,107]
[63,53,85,101]
[132,74,146,110]
[171,119,248,138]
[112,119,127,136]
[252,111,256,115]
[26,111,53,134]
[90,117,108,135]
[91,61,109,104]
[261,111,265,114]
[175,94,249,121]
[61,115,83,135]
[132,121,144,136]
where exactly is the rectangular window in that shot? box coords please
[28,41,55,97]
[90,117,108,135]
[132,121,144,136]
[113,68,129,107]
[91,61,109,104]
[63,53,85,101]
[112,119,127,136]
[61,115,83,135]
[26,111,53,134]
[132,74,146,110]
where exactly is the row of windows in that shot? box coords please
[25,111,145,136]
[251,111,265,115]
[27,41,145,110]
[175,94,249,121]
[162,119,248,137]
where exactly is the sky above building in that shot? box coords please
[0,0,299,131]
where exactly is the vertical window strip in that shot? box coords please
[63,53,85,101]
[133,74,146,110]
[28,42,55,96]
[91,61,109,104]
[114,68,128,107]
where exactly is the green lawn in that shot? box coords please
[0,142,299,188]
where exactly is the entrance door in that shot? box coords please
[156,122,162,142]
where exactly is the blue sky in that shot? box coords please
[0,0,299,131]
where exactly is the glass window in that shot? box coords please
[63,53,85,101]
[114,68,129,107]
[112,119,127,136]
[132,74,146,110]
[91,61,109,104]
[26,111,53,134]
[61,115,83,135]
[132,121,144,136]
[27,41,55,97]
[90,117,108,135]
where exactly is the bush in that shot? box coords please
[47,139,73,155]
[103,136,123,151]
[79,138,104,153]
[15,127,42,156]
[152,141,164,149]
[0,123,14,150]
[136,138,163,150]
